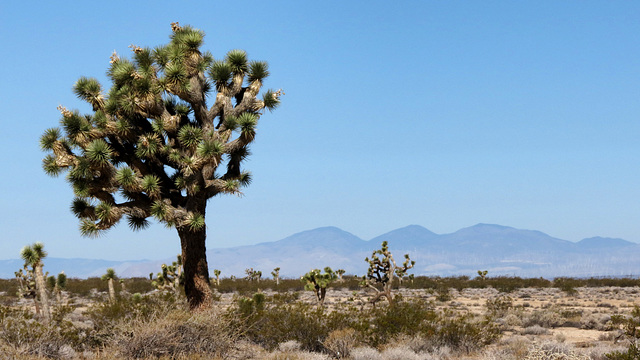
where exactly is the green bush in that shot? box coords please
[606,341,640,360]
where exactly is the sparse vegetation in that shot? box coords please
[0,274,638,359]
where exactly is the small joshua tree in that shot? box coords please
[477,270,488,280]
[119,279,129,294]
[271,267,280,286]
[152,255,184,293]
[335,269,346,282]
[20,242,51,323]
[361,241,414,307]
[102,268,118,302]
[244,268,261,282]
[213,269,221,286]
[15,267,38,314]
[301,267,337,307]
[47,271,67,304]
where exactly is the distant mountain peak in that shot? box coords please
[471,223,513,230]
[369,224,438,248]
[578,236,635,248]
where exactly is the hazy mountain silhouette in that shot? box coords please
[1,224,639,279]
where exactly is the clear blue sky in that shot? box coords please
[1,2,639,261]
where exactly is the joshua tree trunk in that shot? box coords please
[178,224,211,310]
[175,264,182,291]
[107,278,115,302]
[34,263,50,323]
[56,289,62,304]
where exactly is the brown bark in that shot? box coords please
[178,223,211,311]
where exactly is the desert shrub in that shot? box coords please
[278,340,302,352]
[434,311,501,353]
[485,295,513,318]
[580,312,610,330]
[585,278,640,288]
[523,308,564,328]
[0,279,19,300]
[379,346,423,360]
[264,351,331,360]
[107,308,237,359]
[216,277,305,294]
[64,277,107,297]
[84,291,184,348]
[554,277,581,295]
[0,304,83,358]
[269,291,300,304]
[524,340,590,360]
[435,286,452,302]
[356,299,438,347]
[503,313,524,328]
[227,300,338,352]
[118,277,154,294]
[323,328,359,358]
[522,325,549,335]
[351,346,384,360]
[605,341,640,360]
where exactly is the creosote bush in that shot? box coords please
[226,294,500,354]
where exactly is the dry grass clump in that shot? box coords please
[110,309,238,359]
[0,305,83,359]
[323,328,359,358]
[579,311,610,330]
[523,340,590,360]
[522,325,550,335]
[523,308,564,328]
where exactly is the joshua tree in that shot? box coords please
[301,267,337,307]
[15,268,38,314]
[244,268,261,282]
[151,255,184,293]
[47,271,67,303]
[119,279,128,294]
[213,269,221,286]
[39,23,281,310]
[477,270,488,280]
[102,268,118,302]
[271,267,280,286]
[361,241,415,307]
[20,242,51,322]
[335,269,346,282]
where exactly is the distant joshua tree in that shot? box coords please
[271,267,281,286]
[244,268,261,282]
[301,267,337,307]
[20,242,51,323]
[361,241,414,307]
[47,271,67,303]
[213,269,221,286]
[151,255,184,293]
[477,270,488,280]
[102,268,118,302]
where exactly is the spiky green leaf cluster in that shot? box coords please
[20,242,47,267]
[41,23,280,238]
[102,268,117,281]
[301,267,337,290]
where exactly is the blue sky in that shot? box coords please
[1,2,639,261]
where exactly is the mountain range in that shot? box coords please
[1,224,639,279]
